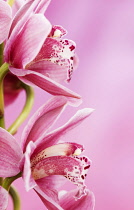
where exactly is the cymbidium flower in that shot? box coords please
[0,0,81,104]
[0,96,95,209]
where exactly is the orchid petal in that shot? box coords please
[0,0,12,44]
[34,0,51,14]
[34,185,64,210]
[9,14,51,68]
[0,128,22,177]
[36,175,66,191]
[23,141,37,191]
[9,66,81,105]
[31,155,91,199]
[0,186,8,210]
[34,108,94,154]
[31,142,84,167]
[30,37,76,82]
[21,96,68,152]
[59,189,95,210]
[27,60,68,83]
[18,71,81,105]
[49,25,67,38]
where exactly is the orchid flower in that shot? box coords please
[0,96,95,209]
[0,0,81,104]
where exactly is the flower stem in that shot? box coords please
[0,63,9,128]
[2,172,22,191]
[7,83,34,135]
[9,186,21,210]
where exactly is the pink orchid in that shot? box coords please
[0,96,95,209]
[0,0,81,103]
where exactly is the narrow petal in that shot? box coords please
[9,66,81,105]
[0,128,22,177]
[9,14,51,68]
[34,0,51,14]
[34,108,94,154]
[34,185,64,210]
[31,155,91,199]
[31,142,84,167]
[0,0,12,43]
[59,189,95,210]
[22,141,37,191]
[0,186,8,210]
[21,96,68,152]
[18,71,81,105]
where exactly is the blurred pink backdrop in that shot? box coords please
[6,0,134,209]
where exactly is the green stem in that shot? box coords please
[2,172,22,191]
[7,84,34,135]
[9,186,21,210]
[0,63,9,128]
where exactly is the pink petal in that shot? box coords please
[12,0,25,17]
[22,141,37,191]
[34,108,94,154]
[34,0,51,14]
[0,128,22,177]
[5,0,51,61]
[59,189,95,210]
[27,60,68,83]
[36,175,66,191]
[34,185,64,210]
[19,71,81,105]
[31,155,91,199]
[30,37,76,82]
[21,96,68,152]
[0,186,8,210]
[0,0,12,43]
[9,14,51,68]
[49,25,67,38]
[31,142,84,167]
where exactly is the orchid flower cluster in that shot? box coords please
[0,0,95,209]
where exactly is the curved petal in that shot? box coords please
[29,37,76,82]
[5,0,52,62]
[36,175,66,191]
[34,186,64,210]
[31,155,91,199]
[27,60,68,83]
[12,0,25,16]
[34,108,94,154]
[31,142,84,166]
[0,128,22,177]
[0,0,12,43]
[9,14,51,68]
[21,96,68,152]
[0,186,8,210]
[20,72,81,105]
[59,189,95,210]
[22,141,37,191]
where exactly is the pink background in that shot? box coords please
[6,0,134,209]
